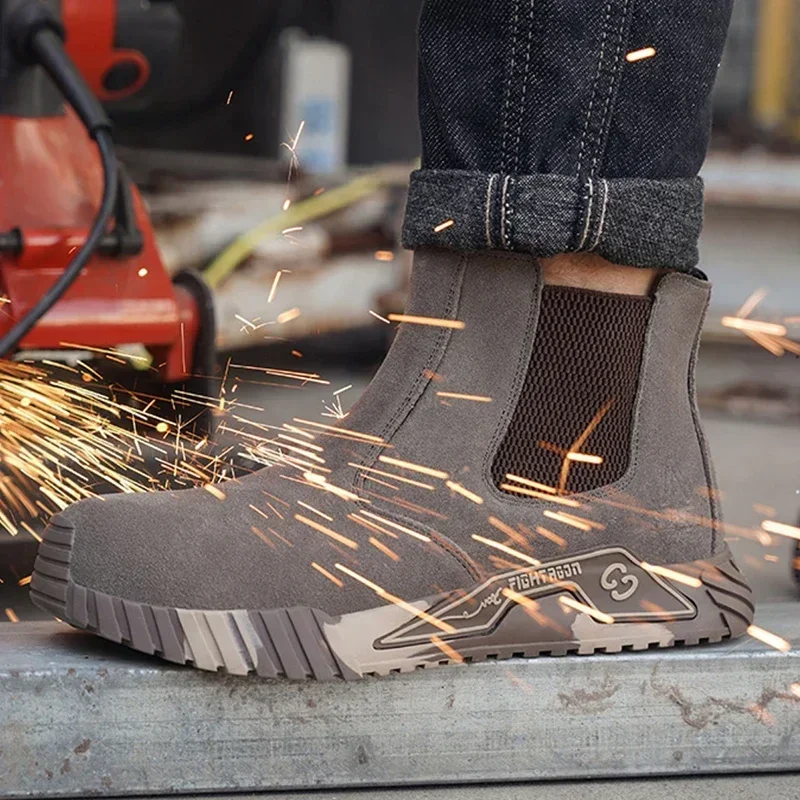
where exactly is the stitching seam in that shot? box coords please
[511,0,536,174]
[576,0,613,177]
[500,0,523,173]
[590,0,632,175]
[589,178,610,251]
[485,174,497,247]
[500,175,512,249]
[576,177,594,251]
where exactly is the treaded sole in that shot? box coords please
[30,519,755,681]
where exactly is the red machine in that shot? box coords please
[0,0,212,389]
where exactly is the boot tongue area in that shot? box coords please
[492,284,652,495]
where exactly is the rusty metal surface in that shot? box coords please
[1,603,798,798]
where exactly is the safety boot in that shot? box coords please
[31,251,754,679]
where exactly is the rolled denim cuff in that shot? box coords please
[401,169,704,273]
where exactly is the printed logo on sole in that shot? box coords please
[600,562,639,601]
[375,547,697,649]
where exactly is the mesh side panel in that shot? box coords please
[492,285,651,495]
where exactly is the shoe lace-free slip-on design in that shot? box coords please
[30,251,754,680]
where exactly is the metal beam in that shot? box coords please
[1,603,798,798]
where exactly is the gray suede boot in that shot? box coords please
[31,251,753,679]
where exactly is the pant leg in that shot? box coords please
[402,0,734,272]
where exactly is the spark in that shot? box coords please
[18,575,31,586]
[761,520,800,540]
[4,608,19,623]
[369,536,400,561]
[282,226,303,235]
[445,480,484,504]
[559,595,614,624]
[350,463,435,490]
[155,422,169,434]
[721,317,786,337]
[282,199,291,211]
[379,455,449,479]
[294,418,384,443]
[296,500,333,521]
[745,331,784,356]
[747,624,791,653]
[369,310,391,324]
[640,562,702,588]
[203,484,226,501]
[559,401,613,491]
[430,635,464,663]
[294,513,359,549]
[505,474,557,494]
[348,512,399,538]
[59,342,149,362]
[375,251,395,262]
[566,451,603,464]
[625,46,656,62]
[436,391,493,403]
[244,133,254,142]
[736,288,768,318]
[488,515,525,542]
[471,533,541,566]
[387,314,465,330]
[277,308,301,324]
[359,509,430,541]
[226,90,234,104]
[267,272,282,303]
[311,561,344,587]
[499,483,580,506]
[433,219,455,232]
[335,563,456,634]
[543,509,603,531]
[137,267,148,277]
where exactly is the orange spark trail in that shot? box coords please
[625,46,656,62]
[433,219,455,232]
[436,391,493,403]
[761,520,800,540]
[747,624,791,653]
[294,514,358,550]
[311,562,344,587]
[500,483,580,506]
[640,562,702,588]
[430,634,464,663]
[378,455,449,479]
[445,480,484,505]
[349,462,435,491]
[359,510,430,542]
[559,595,614,624]
[369,536,400,561]
[387,314,465,330]
[721,317,786,337]
[335,563,456,634]
[471,534,541,566]
[505,474,558,494]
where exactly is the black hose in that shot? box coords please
[0,10,117,356]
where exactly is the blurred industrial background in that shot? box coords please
[2,0,800,619]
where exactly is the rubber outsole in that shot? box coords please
[30,519,755,681]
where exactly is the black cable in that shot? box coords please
[0,8,118,356]
[0,130,117,355]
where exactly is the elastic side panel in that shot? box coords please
[492,284,651,494]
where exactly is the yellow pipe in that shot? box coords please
[752,0,797,130]
[204,173,386,289]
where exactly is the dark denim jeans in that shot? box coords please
[402,0,734,272]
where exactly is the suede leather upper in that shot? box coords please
[68,251,718,614]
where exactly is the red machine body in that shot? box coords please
[0,1,198,383]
